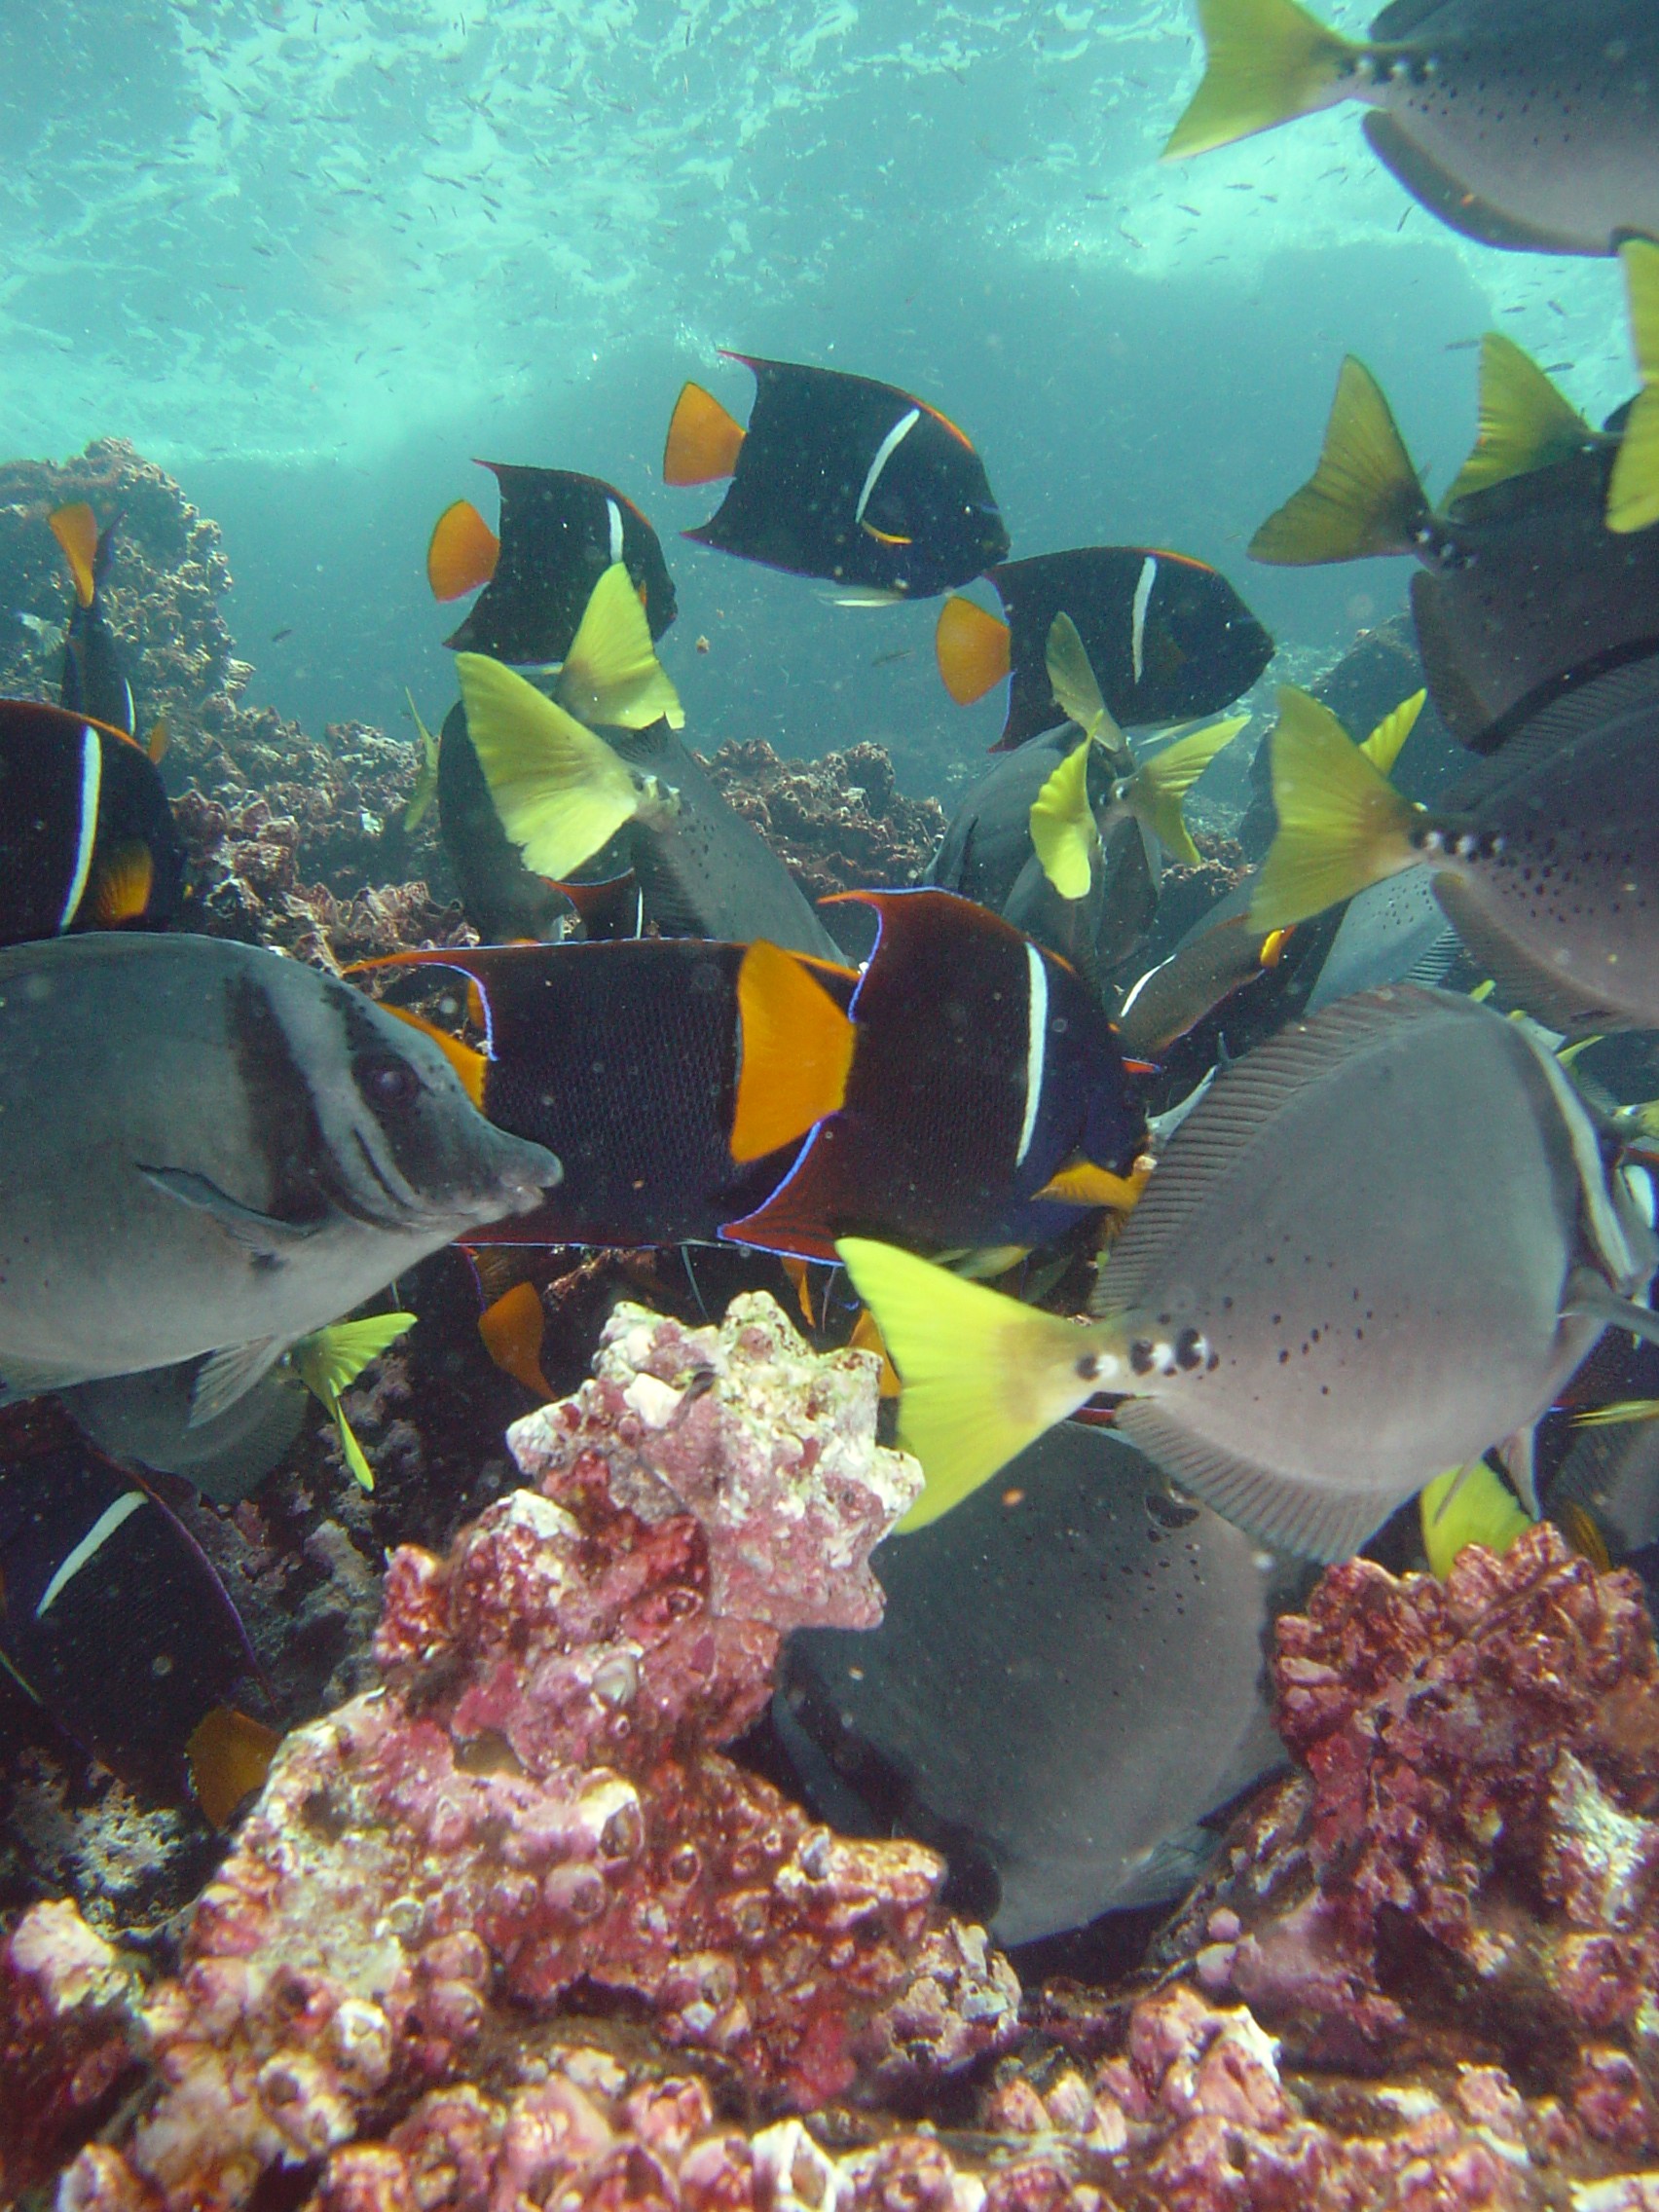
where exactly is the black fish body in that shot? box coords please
[55,510,137,738]
[436,698,571,942]
[680,356,1008,596]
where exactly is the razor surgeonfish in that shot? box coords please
[0,933,559,1416]
[1253,322,1659,748]
[1163,0,1659,259]
[781,1422,1301,1945]
[937,548,1272,752]
[1253,661,1659,1033]
[841,985,1659,1561]
[0,698,185,946]
[50,503,137,739]
[0,1400,276,1826]
[665,354,1008,597]
[429,462,678,666]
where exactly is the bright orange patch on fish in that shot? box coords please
[936,595,1011,705]
[427,498,500,601]
[663,382,747,487]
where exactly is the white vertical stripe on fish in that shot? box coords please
[855,408,920,527]
[1130,556,1157,690]
[57,724,102,933]
[606,498,624,567]
[35,1490,147,1619]
[1014,941,1049,1169]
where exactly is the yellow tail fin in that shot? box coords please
[292,1312,418,1494]
[1122,715,1248,867]
[1358,688,1424,778]
[1162,0,1362,160]
[1447,335,1594,505]
[1250,686,1420,930]
[1419,1461,1533,1580]
[402,689,440,830]
[835,1237,1114,1529]
[456,652,643,881]
[1045,612,1121,746]
[1608,239,1659,536]
[556,563,684,732]
[1251,358,1428,565]
[1029,739,1099,900]
[49,502,99,607]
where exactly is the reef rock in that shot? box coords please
[706,738,946,899]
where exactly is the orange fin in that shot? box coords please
[427,498,500,601]
[848,1306,902,1398]
[1036,1154,1153,1212]
[90,840,155,926]
[782,1256,819,1330]
[936,596,1011,706]
[186,1705,279,1830]
[479,1280,552,1397]
[50,502,99,607]
[664,382,746,487]
[146,716,168,763]
[377,1001,488,1109]
[732,940,857,1165]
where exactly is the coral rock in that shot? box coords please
[0,1899,142,2197]
[705,739,945,899]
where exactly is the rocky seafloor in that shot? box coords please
[11,444,1659,2210]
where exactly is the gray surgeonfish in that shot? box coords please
[0,933,559,1418]
[1253,657,1659,1033]
[840,985,1659,1562]
[57,1358,309,1506]
[779,1421,1301,1945]
[1165,0,1659,259]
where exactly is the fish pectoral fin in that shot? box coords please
[138,1165,320,1261]
[1250,356,1428,565]
[1608,239,1659,536]
[1115,1825,1223,1909]
[1250,686,1419,930]
[1113,1398,1401,1563]
[1036,1156,1151,1212]
[1029,740,1100,901]
[1162,0,1360,160]
[191,1337,290,1429]
[0,1352,85,1399]
[455,651,642,880]
[556,562,684,731]
[1124,715,1249,867]
[1562,1272,1659,1353]
[1447,337,1595,505]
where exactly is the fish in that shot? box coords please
[1419,1459,1534,1578]
[402,691,441,830]
[428,461,678,666]
[1304,871,1458,1013]
[840,984,1659,1561]
[1550,1395,1659,1567]
[664,353,1008,597]
[0,933,560,1419]
[936,547,1272,753]
[0,697,186,947]
[1163,0,1659,259]
[452,649,847,960]
[1116,902,1293,1059]
[1252,660,1659,1032]
[0,1400,276,1825]
[779,1421,1302,1945]
[50,503,136,739]
[1251,311,1659,748]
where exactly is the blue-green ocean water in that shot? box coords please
[0,0,1639,786]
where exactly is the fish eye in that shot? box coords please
[357,1054,423,1110]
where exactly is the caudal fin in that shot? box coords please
[1447,334,1594,505]
[1251,358,1430,564]
[835,1237,1113,1529]
[936,593,1011,705]
[1608,239,1659,536]
[456,652,643,881]
[1122,715,1249,867]
[1029,739,1100,901]
[1162,0,1362,161]
[49,502,99,607]
[427,498,499,600]
[731,940,857,1163]
[664,382,747,486]
[1250,686,1419,929]
[556,562,684,731]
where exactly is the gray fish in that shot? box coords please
[1550,1409,1659,1566]
[58,1359,308,1506]
[1165,0,1659,258]
[841,986,1659,1561]
[0,934,559,1417]
[1255,657,1659,1033]
[1305,872,1457,1014]
[780,1422,1300,1945]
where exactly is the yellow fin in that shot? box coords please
[1163,0,1363,160]
[427,498,499,600]
[1046,612,1122,746]
[1447,335,1594,504]
[1030,740,1100,901]
[1121,715,1248,867]
[456,651,642,881]
[1571,1397,1659,1429]
[478,1280,552,1397]
[835,1237,1114,1530]
[1608,239,1659,535]
[91,840,155,926]
[377,1002,488,1109]
[936,594,1012,705]
[555,562,684,732]
[1358,689,1424,778]
[1251,358,1428,565]
[732,940,857,1164]
[49,502,99,607]
[146,717,168,764]
[1036,1156,1153,1212]
[186,1706,280,1831]
[664,381,747,486]
[403,690,441,830]
[1419,1461,1533,1580]
[1560,1499,1612,1575]
[1250,686,1419,930]
[292,1311,418,1494]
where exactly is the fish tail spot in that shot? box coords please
[663,381,746,487]
[1162,0,1363,162]
[427,498,500,600]
[935,594,1011,706]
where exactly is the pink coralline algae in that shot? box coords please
[38,1294,1016,2212]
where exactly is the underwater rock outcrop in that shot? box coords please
[706,737,947,900]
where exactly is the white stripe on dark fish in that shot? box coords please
[35,1489,147,1619]
[606,498,624,567]
[855,408,921,528]
[1130,557,1157,690]
[57,724,102,933]
[1014,940,1048,1169]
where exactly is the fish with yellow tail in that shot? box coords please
[840,985,1659,1561]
